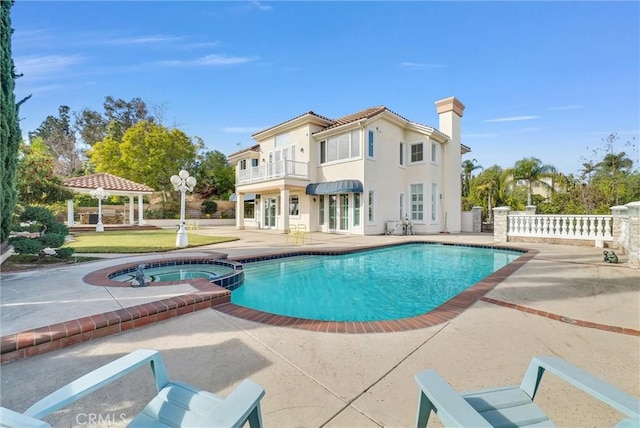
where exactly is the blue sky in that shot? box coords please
[11,1,640,175]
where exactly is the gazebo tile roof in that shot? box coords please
[63,173,154,193]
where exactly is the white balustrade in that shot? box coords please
[237,160,309,184]
[507,214,613,241]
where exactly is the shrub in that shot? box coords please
[19,206,57,226]
[39,233,66,248]
[10,237,44,255]
[55,247,75,259]
[201,199,218,216]
[220,209,235,219]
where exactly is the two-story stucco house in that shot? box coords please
[228,96,470,235]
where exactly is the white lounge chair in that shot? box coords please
[415,356,639,427]
[0,349,265,428]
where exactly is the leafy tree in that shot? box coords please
[29,105,81,176]
[74,96,153,146]
[505,157,555,206]
[461,158,482,197]
[89,121,201,196]
[466,165,505,222]
[192,149,236,199]
[579,161,596,184]
[1,0,30,242]
[16,138,74,205]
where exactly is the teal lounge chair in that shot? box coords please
[415,356,639,427]
[0,349,265,428]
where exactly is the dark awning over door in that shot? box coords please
[305,180,364,195]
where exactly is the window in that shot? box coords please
[399,193,404,220]
[275,132,290,148]
[410,184,424,221]
[353,193,361,226]
[251,158,259,167]
[318,195,325,226]
[368,130,375,157]
[329,195,337,229]
[244,202,255,219]
[368,190,375,222]
[399,142,405,166]
[239,159,247,170]
[431,183,438,222]
[350,130,360,157]
[340,194,349,230]
[289,195,299,216]
[410,142,424,163]
[319,130,361,164]
[431,141,438,163]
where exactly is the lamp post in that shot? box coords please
[171,169,197,247]
[89,187,110,232]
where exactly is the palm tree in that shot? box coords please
[506,157,555,206]
[597,151,633,205]
[461,159,483,197]
[473,165,504,223]
[580,161,596,184]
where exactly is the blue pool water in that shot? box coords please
[111,265,236,282]
[232,244,521,321]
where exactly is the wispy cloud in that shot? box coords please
[178,41,221,50]
[484,115,540,123]
[518,127,542,133]
[398,62,447,69]
[14,54,85,80]
[252,1,272,11]
[463,133,499,138]
[100,35,184,46]
[159,54,259,67]
[547,105,583,111]
[222,126,265,133]
[12,28,54,48]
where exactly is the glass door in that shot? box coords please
[263,198,276,228]
[339,194,349,231]
[328,195,337,230]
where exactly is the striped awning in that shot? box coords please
[305,180,363,195]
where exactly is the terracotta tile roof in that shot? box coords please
[326,106,387,129]
[227,144,260,159]
[63,173,155,193]
[251,111,334,138]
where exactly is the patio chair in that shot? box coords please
[414,356,639,428]
[286,224,299,244]
[296,224,310,245]
[0,349,265,428]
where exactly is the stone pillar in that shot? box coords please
[236,193,245,230]
[625,201,640,269]
[472,206,482,233]
[525,205,537,215]
[280,189,290,232]
[138,196,145,225]
[66,199,74,226]
[610,205,628,251]
[493,206,510,243]
[129,195,135,224]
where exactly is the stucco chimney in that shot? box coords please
[434,96,465,233]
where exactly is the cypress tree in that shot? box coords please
[1,0,28,242]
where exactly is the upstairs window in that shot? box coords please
[367,130,375,158]
[319,130,362,164]
[251,158,259,167]
[399,142,405,166]
[275,132,290,148]
[431,141,438,163]
[239,159,247,170]
[410,142,424,163]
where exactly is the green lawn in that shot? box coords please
[63,230,238,253]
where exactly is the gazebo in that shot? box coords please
[63,173,155,226]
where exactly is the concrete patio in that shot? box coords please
[0,227,638,427]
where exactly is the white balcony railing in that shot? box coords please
[237,160,309,184]
[507,214,613,241]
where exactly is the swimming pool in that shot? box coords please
[232,243,522,322]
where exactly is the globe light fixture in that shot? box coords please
[89,187,110,232]
[171,169,197,247]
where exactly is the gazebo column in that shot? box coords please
[67,199,74,226]
[129,195,135,224]
[138,195,144,225]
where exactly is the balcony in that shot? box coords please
[237,160,309,184]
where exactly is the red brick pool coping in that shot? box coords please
[3,243,635,364]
